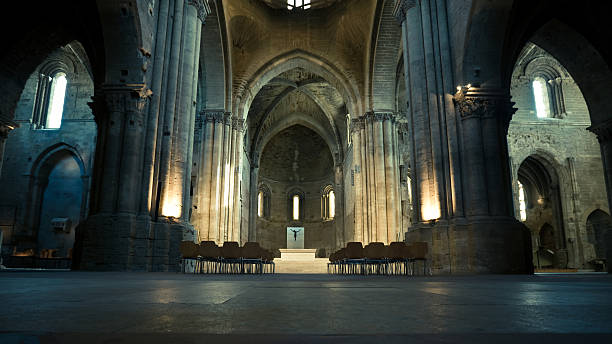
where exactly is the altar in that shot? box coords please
[279,227,316,261]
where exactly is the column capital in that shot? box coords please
[453,89,516,124]
[231,116,245,132]
[201,109,225,123]
[188,0,211,22]
[223,112,232,125]
[90,84,149,117]
[350,117,365,133]
[588,119,612,143]
[393,0,417,23]
[361,111,397,123]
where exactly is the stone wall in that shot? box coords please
[256,176,337,257]
[0,43,95,259]
[508,43,608,269]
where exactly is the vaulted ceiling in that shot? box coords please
[247,67,346,163]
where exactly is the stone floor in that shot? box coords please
[1,272,611,343]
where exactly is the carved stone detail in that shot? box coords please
[188,0,211,22]
[453,94,516,126]
[232,116,245,132]
[201,110,225,123]
[350,117,365,133]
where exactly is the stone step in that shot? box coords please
[274,258,329,274]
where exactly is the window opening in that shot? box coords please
[518,181,527,222]
[287,0,311,10]
[46,72,67,129]
[258,191,263,218]
[293,195,300,220]
[533,77,550,118]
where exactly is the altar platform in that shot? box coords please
[276,249,327,273]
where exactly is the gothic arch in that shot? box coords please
[255,113,339,167]
[25,143,89,240]
[369,0,402,112]
[200,0,230,111]
[0,1,104,131]
[235,50,362,121]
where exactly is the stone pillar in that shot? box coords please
[78,0,210,271]
[453,89,532,274]
[383,117,399,241]
[231,118,245,243]
[351,119,364,243]
[365,115,377,242]
[588,119,612,214]
[373,113,388,243]
[394,0,530,273]
[350,113,401,244]
[80,85,151,270]
[248,160,259,242]
[0,123,14,179]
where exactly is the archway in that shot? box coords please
[256,125,337,257]
[517,155,567,268]
[35,150,86,262]
[586,210,612,270]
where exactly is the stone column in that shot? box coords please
[588,119,612,213]
[365,114,377,242]
[231,118,245,243]
[218,113,231,241]
[0,123,14,179]
[351,118,364,243]
[79,0,210,271]
[453,89,532,273]
[248,160,259,242]
[0,123,11,266]
[383,116,398,242]
[372,113,388,242]
[359,122,369,243]
[158,0,207,222]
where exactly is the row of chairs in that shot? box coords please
[179,241,275,274]
[328,241,430,275]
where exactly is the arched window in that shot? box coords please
[321,186,335,220]
[33,71,68,129]
[287,0,311,10]
[533,77,551,118]
[258,191,264,217]
[293,195,300,220]
[287,189,305,221]
[257,184,271,219]
[518,181,527,222]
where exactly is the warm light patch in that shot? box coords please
[421,203,440,222]
[161,198,181,218]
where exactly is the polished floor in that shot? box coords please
[1,271,611,343]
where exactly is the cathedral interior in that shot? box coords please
[1,0,612,342]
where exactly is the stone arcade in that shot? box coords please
[0,0,611,274]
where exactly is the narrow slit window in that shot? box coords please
[518,181,527,222]
[533,77,550,118]
[293,195,300,220]
[46,72,67,129]
[329,190,335,219]
[258,191,263,217]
